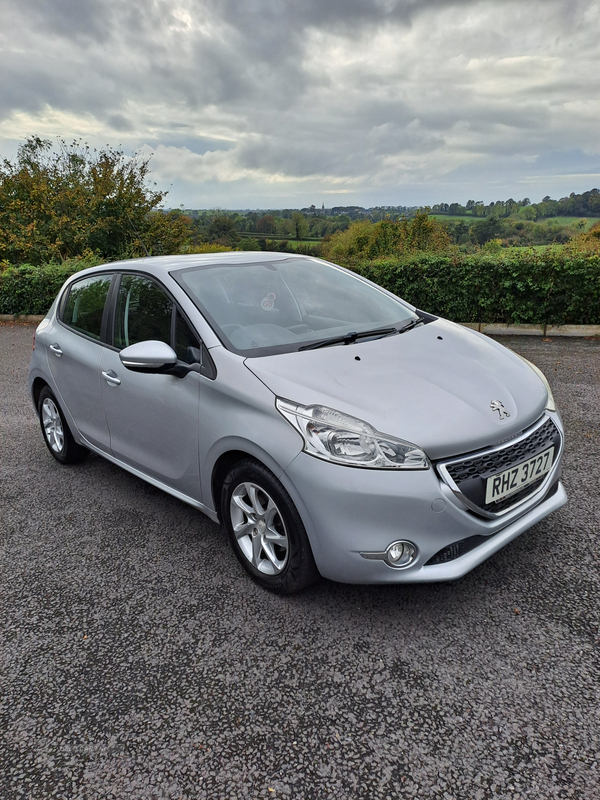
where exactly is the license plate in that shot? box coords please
[485,446,554,504]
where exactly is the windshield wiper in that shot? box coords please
[298,326,399,351]
[396,317,424,334]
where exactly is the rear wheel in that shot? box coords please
[221,459,319,594]
[38,386,89,465]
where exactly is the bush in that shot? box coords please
[0,255,103,315]
[351,249,600,326]
[0,137,191,265]
[2,247,599,325]
[320,211,451,264]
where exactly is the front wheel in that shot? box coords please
[38,386,89,465]
[221,459,319,594]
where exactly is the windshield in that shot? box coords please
[172,257,418,356]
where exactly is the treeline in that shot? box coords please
[430,188,600,221]
[181,206,415,246]
[2,136,600,272]
[443,216,578,248]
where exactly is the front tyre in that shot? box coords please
[38,386,89,465]
[221,459,319,594]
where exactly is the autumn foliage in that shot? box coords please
[320,210,451,264]
[0,137,191,265]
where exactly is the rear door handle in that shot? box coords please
[49,343,63,357]
[101,370,121,386]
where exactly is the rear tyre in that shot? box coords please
[221,459,319,594]
[38,386,89,465]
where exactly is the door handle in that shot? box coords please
[102,370,121,386]
[49,343,63,357]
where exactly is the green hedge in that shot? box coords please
[0,256,103,315]
[1,249,600,325]
[351,249,600,325]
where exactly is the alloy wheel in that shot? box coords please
[229,482,289,575]
[41,397,64,454]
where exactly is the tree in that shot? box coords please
[0,137,189,264]
[291,211,309,239]
[256,214,276,234]
[207,213,239,245]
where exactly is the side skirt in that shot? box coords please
[80,439,219,523]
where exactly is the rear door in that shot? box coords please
[46,273,113,450]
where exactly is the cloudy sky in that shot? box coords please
[2,0,600,209]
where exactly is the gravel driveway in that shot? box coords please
[2,323,599,800]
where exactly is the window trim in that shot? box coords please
[58,273,116,344]
[57,268,217,379]
[108,270,217,380]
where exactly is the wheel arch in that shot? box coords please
[211,449,261,522]
[31,377,50,413]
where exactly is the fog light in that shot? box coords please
[385,541,417,568]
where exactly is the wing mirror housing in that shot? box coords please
[119,340,178,371]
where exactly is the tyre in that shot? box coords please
[221,459,319,594]
[38,386,89,465]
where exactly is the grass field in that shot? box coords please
[430,214,474,222]
[549,216,600,229]
[283,239,322,249]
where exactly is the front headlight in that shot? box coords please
[513,353,557,412]
[276,399,429,469]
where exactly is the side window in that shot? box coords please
[115,275,173,349]
[62,274,113,340]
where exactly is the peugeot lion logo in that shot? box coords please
[490,400,510,419]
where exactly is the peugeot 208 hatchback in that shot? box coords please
[29,253,567,593]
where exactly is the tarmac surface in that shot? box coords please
[2,322,599,800]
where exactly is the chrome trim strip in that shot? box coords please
[436,415,563,520]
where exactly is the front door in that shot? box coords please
[99,274,201,500]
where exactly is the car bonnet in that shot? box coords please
[243,319,548,461]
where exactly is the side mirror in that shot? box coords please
[119,340,178,371]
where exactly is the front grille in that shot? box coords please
[437,416,561,517]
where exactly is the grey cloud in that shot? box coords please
[11,0,121,42]
[1,0,599,206]
[107,114,134,132]
[147,134,234,154]
[0,58,63,118]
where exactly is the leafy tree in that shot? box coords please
[256,214,276,234]
[207,213,239,245]
[0,137,189,264]
[291,211,309,239]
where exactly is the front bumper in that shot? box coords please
[281,417,567,584]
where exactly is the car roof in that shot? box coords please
[71,251,309,281]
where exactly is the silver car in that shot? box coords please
[29,253,567,593]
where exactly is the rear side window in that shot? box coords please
[62,275,113,340]
[114,275,173,349]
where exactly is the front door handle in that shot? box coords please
[49,343,63,357]
[101,370,121,386]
